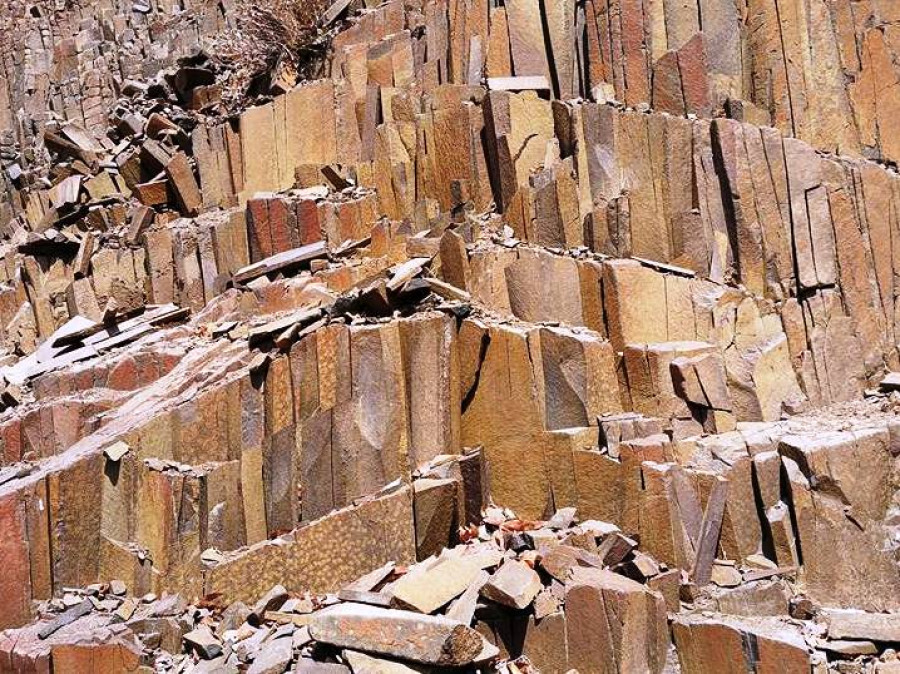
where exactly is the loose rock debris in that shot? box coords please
[1,0,900,672]
[6,497,900,672]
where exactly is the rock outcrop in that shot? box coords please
[1,0,900,672]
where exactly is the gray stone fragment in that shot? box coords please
[248,636,294,674]
[184,625,224,660]
[38,599,93,640]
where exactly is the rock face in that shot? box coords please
[0,0,898,672]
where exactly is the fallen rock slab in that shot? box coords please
[825,609,900,642]
[343,650,426,673]
[294,660,351,673]
[390,557,481,614]
[308,603,483,666]
[38,600,93,640]
[183,625,223,660]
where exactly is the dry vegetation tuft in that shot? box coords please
[212,0,336,105]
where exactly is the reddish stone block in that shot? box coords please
[21,411,45,459]
[52,639,142,673]
[620,0,650,106]
[92,366,111,391]
[296,199,321,246]
[678,34,711,118]
[50,401,87,455]
[48,454,104,590]
[652,51,684,115]
[74,368,96,394]
[157,352,182,378]
[32,374,61,400]
[2,418,23,465]
[246,197,273,263]
[268,196,294,255]
[0,492,33,630]
[23,479,52,603]
[55,372,76,397]
[132,353,161,388]
[107,356,138,391]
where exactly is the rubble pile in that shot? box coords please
[1,501,672,672]
[1,0,900,672]
[11,488,900,672]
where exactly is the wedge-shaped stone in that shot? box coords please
[783,138,836,291]
[672,352,731,411]
[625,342,716,420]
[534,326,622,429]
[412,478,458,561]
[783,452,900,611]
[721,298,804,422]
[165,152,202,217]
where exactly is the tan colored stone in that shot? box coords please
[392,556,480,614]
[480,560,541,610]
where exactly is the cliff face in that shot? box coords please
[0,1,900,672]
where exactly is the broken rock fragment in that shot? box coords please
[308,603,483,666]
[480,559,542,609]
[247,636,293,674]
[390,557,481,614]
[37,599,93,640]
[825,609,900,643]
[565,567,668,673]
[672,614,811,673]
[343,650,426,673]
[183,625,223,660]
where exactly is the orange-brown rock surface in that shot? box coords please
[1,0,900,672]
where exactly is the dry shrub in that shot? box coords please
[213,0,335,104]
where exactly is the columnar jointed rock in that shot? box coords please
[0,0,899,671]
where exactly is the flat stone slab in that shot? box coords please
[308,603,482,666]
[825,609,900,642]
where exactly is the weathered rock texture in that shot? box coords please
[0,0,900,672]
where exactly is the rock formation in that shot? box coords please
[1,0,900,672]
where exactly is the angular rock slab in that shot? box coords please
[308,603,483,666]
